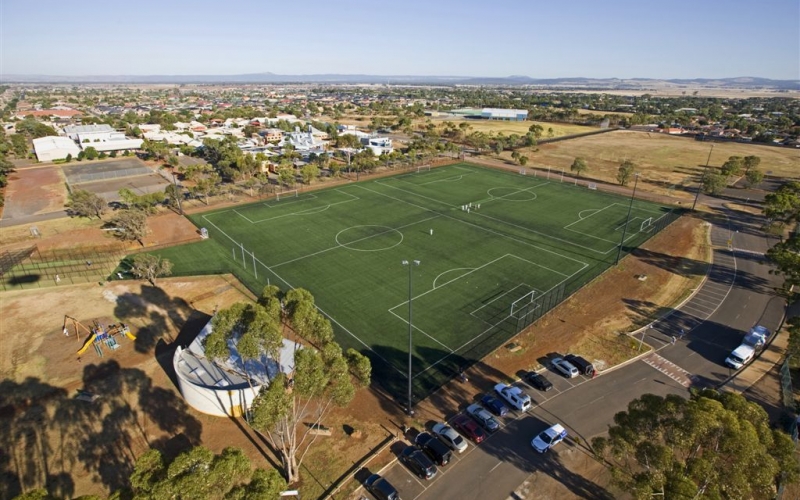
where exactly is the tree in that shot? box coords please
[745,168,764,188]
[65,153,72,162]
[570,157,588,177]
[300,163,319,185]
[250,288,371,483]
[128,253,173,285]
[518,155,529,166]
[767,233,800,291]
[721,156,744,178]
[277,167,296,188]
[83,146,98,160]
[701,170,728,195]
[744,155,761,173]
[128,446,285,499]
[592,390,799,499]
[617,160,635,186]
[764,181,800,225]
[118,188,164,213]
[110,209,148,244]
[67,189,107,219]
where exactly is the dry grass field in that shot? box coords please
[440,118,594,137]
[500,130,799,199]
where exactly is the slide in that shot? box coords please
[77,334,97,356]
[123,331,137,341]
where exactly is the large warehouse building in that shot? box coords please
[448,107,529,121]
[32,136,82,162]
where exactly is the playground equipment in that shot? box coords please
[71,318,136,357]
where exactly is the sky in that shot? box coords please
[1,0,798,79]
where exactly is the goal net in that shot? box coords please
[276,189,298,201]
[510,290,537,318]
[587,183,597,190]
[416,165,431,173]
[640,217,653,232]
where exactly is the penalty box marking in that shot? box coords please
[232,189,360,224]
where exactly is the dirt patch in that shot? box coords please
[1,165,67,219]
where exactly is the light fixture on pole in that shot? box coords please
[691,143,714,211]
[615,173,640,265]
[402,259,420,415]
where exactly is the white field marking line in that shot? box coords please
[563,203,618,230]
[261,192,318,208]
[472,208,614,256]
[480,181,551,205]
[335,226,404,253]
[413,276,574,379]
[387,308,455,353]
[387,253,569,318]
[271,214,441,269]
[374,178,463,208]
[577,209,599,219]
[249,190,360,224]
[199,214,406,377]
[232,209,256,224]
[355,184,590,270]
[432,267,474,289]
[510,302,543,321]
[613,216,645,232]
[418,173,472,186]
[469,283,531,317]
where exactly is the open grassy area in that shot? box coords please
[508,130,799,199]
[439,118,595,137]
[151,163,677,400]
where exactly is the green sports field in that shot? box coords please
[158,163,679,401]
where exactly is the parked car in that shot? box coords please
[432,422,469,453]
[415,432,453,466]
[551,357,579,378]
[451,414,485,443]
[565,354,595,376]
[725,344,755,369]
[466,404,501,432]
[399,445,438,480]
[525,371,554,391]
[494,383,532,411]
[480,394,509,417]
[364,474,401,500]
[531,423,568,453]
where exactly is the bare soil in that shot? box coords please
[1,165,67,219]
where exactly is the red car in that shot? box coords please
[452,414,485,443]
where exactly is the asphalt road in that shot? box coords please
[368,202,785,500]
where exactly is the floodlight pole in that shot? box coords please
[691,144,714,211]
[615,173,640,265]
[402,259,420,416]
[172,171,184,215]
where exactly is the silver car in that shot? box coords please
[432,422,468,453]
[551,357,579,378]
[466,404,500,432]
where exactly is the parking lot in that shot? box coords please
[357,367,595,500]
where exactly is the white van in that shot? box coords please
[725,344,755,369]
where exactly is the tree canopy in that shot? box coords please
[592,390,798,499]
[67,190,107,219]
[764,181,800,226]
[570,157,588,177]
[617,160,635,186]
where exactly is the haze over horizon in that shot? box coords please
[2,0,798,80]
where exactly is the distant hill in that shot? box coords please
[2,73,798,90]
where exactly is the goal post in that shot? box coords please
[587,182,597,190]
[416,165,431,173]
[276,189,298,201]
[640,217,653,232]
[510,290,536,318]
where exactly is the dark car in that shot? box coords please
[415,432,453,466]
[399,445,438,480]
[451,414,486,443]
[565,354,595,376]
[480,394,509,417]
[526,371,554,391]
[365,473,401,500]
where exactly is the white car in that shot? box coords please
[432,422,468,453]
[494,383,531,412]
[551,357,579,378]
[531,423,568,453]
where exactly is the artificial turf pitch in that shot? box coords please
[156,163,678,400]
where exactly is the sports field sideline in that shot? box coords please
[162,163,678,400]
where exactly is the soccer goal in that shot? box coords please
[416,165,431,173]
[276,189,298,201]
[640,217,653,232]
[587,183,598,190]
[510,289,537,318]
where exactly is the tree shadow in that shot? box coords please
[113,285,194,353]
